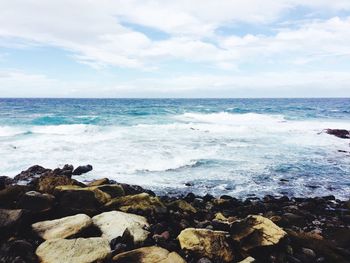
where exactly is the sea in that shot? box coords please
[0,98,349,199]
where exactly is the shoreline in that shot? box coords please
[1,165,350,263]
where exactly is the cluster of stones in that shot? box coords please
[0,165,350,263]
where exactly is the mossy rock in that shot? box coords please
[104,193,166,215]
[37,175,84,194]
[167,200,197,214]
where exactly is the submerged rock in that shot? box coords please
[92,211,149,244]
[231,215,287,250]
[177,228,234,262]
[72,165,93,175]
[112,246,186,263]
[32,214,92,240]
[105,193,166,215]
[36,237,110,263]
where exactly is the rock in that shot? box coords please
[177,228,234,262]
[0,239,37,263]
[0,209,24,232]
[14,165,49,183]
[32,214,92,240]
[302,248,316,258]
[230,215,286,250]
[197,258,212,263]
[112,246,186,263]
[325,129,350,139]
[88,178,110,186]
[53,164,74,177]
[104,193,166,215]
[36,237,110,263]
[37,174,84,194]
[55,185,113,216]
[92,211,149,244]
[167,200,197,214]
[0,176,14,190]
[72,165,93,175]
[0,185,29,208]
[90,184,124,198]
[238,257,256,263]
[18,191,54,212]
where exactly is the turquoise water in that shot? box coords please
[0,98,349,198]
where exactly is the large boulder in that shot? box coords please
[36,237,110,263]
[37,174,84,194]
[325,129,350,139]
[32,214,92,240]
[177,228,234,262]
[18,191,54,212]
[54,185,112,216]
[72,165,93,175]
[230,215,286,250]
[112,246,186,263]
[104,193,166,215]
[0,209,24,233]
[92,211,149,244]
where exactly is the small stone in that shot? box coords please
[302,248,316,258]
[238,256,256,263]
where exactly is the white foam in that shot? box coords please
[0,112,349,199]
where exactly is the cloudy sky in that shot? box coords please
[0,0,350,97]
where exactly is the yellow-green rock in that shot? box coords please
[177,228,234,262]
[112,246,186,263]
[104,193,166,214]
[168,200,197,213]
[231,215,287,250]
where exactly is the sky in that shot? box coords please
[0,0,350,98]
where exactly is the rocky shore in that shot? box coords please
[0,165,349,263]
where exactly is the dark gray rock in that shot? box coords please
[72,165,93,175]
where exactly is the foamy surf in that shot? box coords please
[0,98,349,199]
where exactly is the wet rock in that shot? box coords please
[72,165,93,175]
[37,174,84,194]
[0,239,37,263]
[120,183,155,196]
[325,129,350,139]
[230,215,286,251]
[0,185,29,208]
[32,214,92,240]
[167,200,197,214]
[53,164,74,177]
[90,184,125,198]
[14,165,49,183]
[238,256,256,263]
[104,193,166,215]
[18,191,54,212]
[54,185,114,216]
[196,258,212,263]
[92,211,149,244]
[177,228,234,262]
[87,178,110,186]
[0,209,24,233]
[112,246,186,263]
[0,176,14,190]
[36,237,110,263]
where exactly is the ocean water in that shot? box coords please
[0,98,349,199]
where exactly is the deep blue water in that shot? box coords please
[0,98,349,198]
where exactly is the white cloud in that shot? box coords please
[1,0,350,70]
